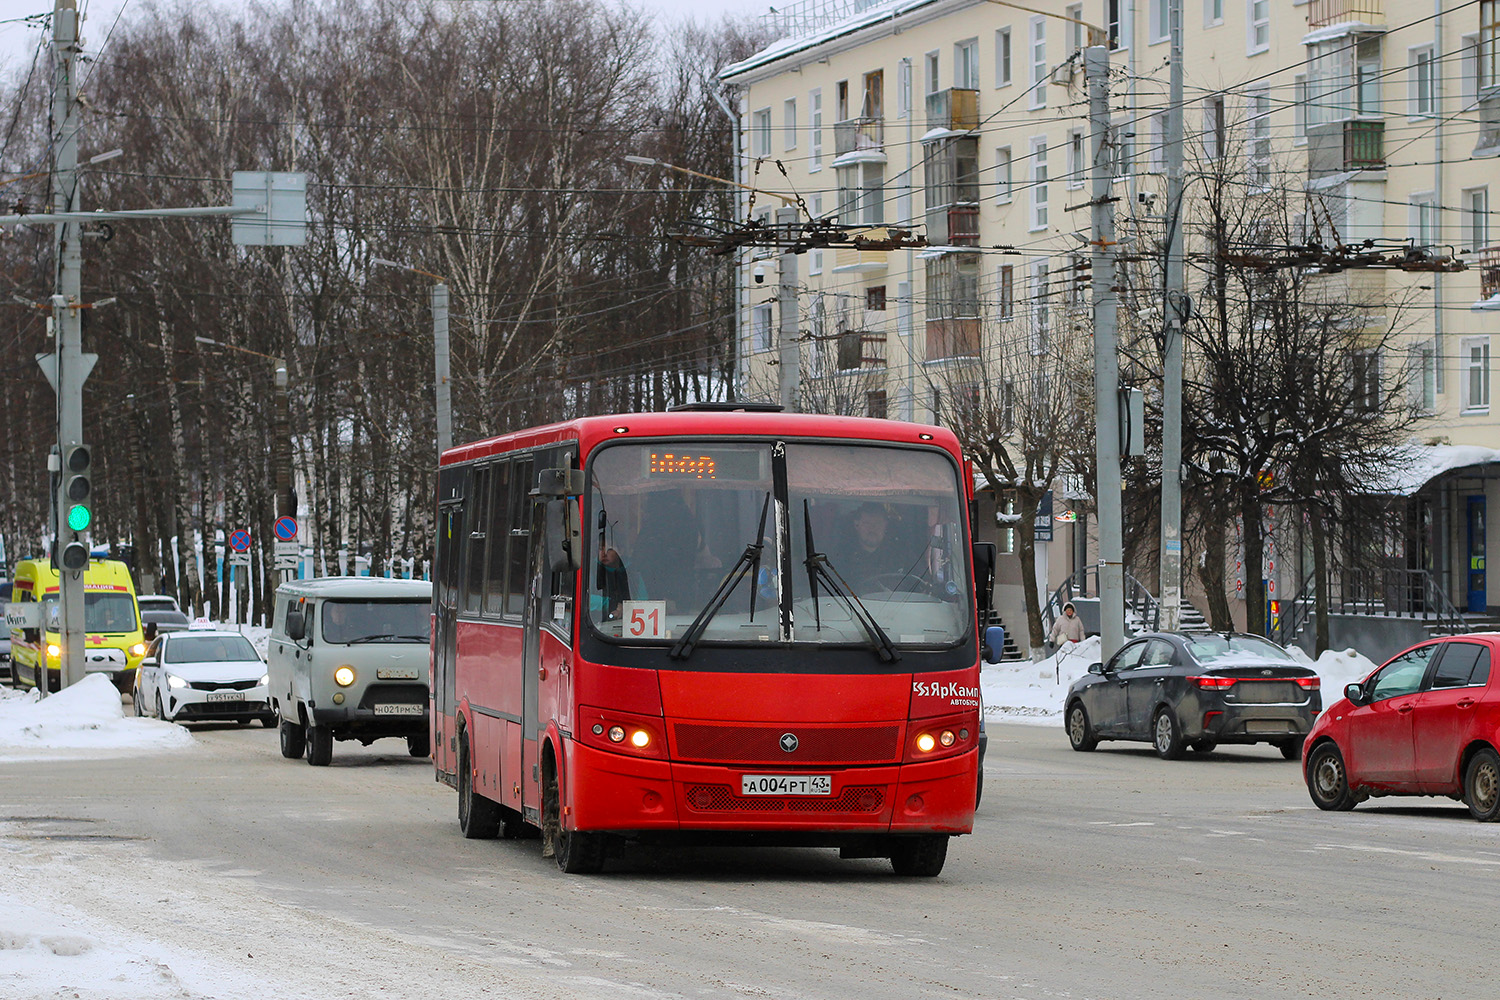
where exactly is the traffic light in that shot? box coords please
[60,444,91,571]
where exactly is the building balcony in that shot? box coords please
[1479,245,1500,302]
[924,204,980,247]
[834,117,883,155]
[925,318,980,362]
[1476,89,1500,157]
[1306,119,1384,178]
[833,245,888,273]
[925,88,980,131]
[1306,0,1383,28]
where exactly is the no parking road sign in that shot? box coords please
[274,516,298,541]
[228,529,252,552]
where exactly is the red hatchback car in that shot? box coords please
[1304,634,1500,820]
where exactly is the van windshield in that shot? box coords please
[320,601,431,644]
[42,592,138,634]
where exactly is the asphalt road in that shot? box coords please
[2,718,1494,999]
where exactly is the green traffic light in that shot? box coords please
[67,503,91,531]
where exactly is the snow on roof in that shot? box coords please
[721,0,939,81]
[1365,443,1500,495]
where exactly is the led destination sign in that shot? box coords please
[646,449,762,481]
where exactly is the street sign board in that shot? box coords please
[229,552,251,567]
[275,552,299,571]
[228,529,252,552]
[274,540,299,557]
[274,516,298,541]
[231,171,308,247]
[5,602,41,629]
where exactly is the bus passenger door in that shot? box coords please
[433,503,463,780]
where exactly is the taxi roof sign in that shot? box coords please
[189,617,216,630]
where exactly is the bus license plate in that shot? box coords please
[373,704,422,716]
[741,774,832,796]
[205,691,244,703]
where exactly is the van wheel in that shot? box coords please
[279,718,306,759]
[407,733,430,758]
[457,731,500,839]
[305,725,333,766]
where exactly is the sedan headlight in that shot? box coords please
[334,665,356,687]
[166,674,189,690]
[259,672,270,687]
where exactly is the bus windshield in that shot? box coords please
[586,441,971,649]
[42,592,139,634]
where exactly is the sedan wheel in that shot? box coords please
[1306,742,1357,811]
[1464,748,1500,822]
[156,693,168,722]
[1067,702,1098,752]
[1152,708,1185,760]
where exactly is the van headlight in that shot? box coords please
[130,643,146,657]
[334,666,356,687]
[166,674,188,690]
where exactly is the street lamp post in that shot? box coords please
[371,258,453,455]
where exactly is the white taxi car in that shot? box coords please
[134,626,274,727]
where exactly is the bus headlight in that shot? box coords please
[334,666,356,687]
[629,729,651,749]
[916,732,936,753]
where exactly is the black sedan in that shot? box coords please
[1064,632,1322,759]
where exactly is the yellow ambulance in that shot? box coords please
[7,557,146,694]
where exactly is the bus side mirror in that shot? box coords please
[550,498,584,574]
[538,467,585,498]
[971,541,996,617]
[983,625,1005,665]
[285,611,306,642]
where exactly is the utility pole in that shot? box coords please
[776,205,800,412]
[432,283,453,454]
[1087,45,1125,660]
[274,363,295,585]
[1158,0,1186,631]
[49,0,90,689]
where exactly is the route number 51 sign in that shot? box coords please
[621,601,667,639]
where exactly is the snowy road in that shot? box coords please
[2,713,1494,999]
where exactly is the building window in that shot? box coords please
[866,390,888,419]
[838,162,885,226]
[1293,74,1308,143]
[1308,35,1382,125]
[1410,45,1436,116]
[924,256,981,360]
[1483,1,1500,90]
[751,107,771,157]
[996,27,1012,87]
[1030,137,1049,230]
[1247,0,1269,55]
[867,285,887,311]
[1065,4,1083,53]
[810,90,823,170]
[897,59,912,118]
[862,69,884,120]
[1066,128,1086,190]
[1410,191,1438,245]
[1463,337,1491,412]
[995,146,1013,203]
[809,196,824,274]
[1205,0,1223,28]
[997,264,1015,319]
[1030,18,1047,109]
[1108,0,1125,50]
[1411,342,1437,412]
[1247,86,1271,188]
[1356,37,1381,115]
[1202,96,1225,159]
[783,98,798,151]
[997,492,1017,554]
[1463,32,1482,106]
[925,51,940,97]
[1350,350,1381,412]
[1150,0,1169,44]
[752,303,773,353]
[1464,187,1490,251]
[1030,260,1051,355]
[956,38,979,89]
[1147,112,1168,172]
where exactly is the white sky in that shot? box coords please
[0,0,772,78]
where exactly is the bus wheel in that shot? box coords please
[457,731,500,839]
[889,835,948,877]
[279,718,306,759]
[306,725,333,767]
[542,753,605,873]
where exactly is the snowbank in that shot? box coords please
[0,894,243,1000]
[981,637,1380,727]
[0,673,193,757]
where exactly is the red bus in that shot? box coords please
[431,405,993,875]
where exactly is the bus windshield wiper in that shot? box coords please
[802,499,900,664]
[669,493,772,661]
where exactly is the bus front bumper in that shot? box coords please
[566,739,977,836]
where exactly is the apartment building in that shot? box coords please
[722,0,1500,642]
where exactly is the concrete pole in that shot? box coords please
[1087,46,1125,661]
[432,283,453,455]
[776,206,800,412]
[1158,0,1186,631]
[274,363,296,585]
[52,0,86,689]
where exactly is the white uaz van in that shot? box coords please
[268,577,432,766]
